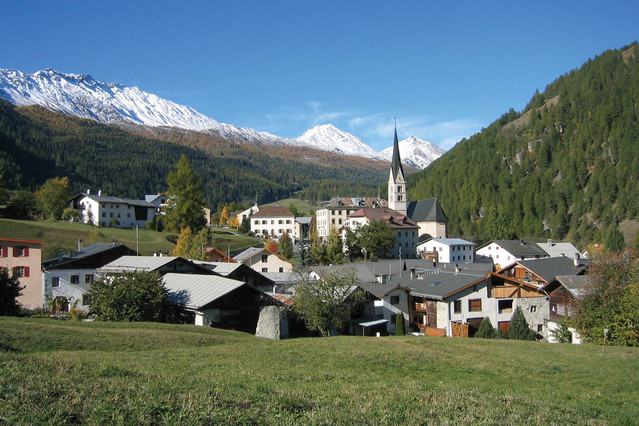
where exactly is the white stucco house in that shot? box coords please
[71,191,157,228]
[416,238,476,263]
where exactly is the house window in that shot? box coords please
[530,305,537,313]
[85,274,94,283]
[82,294,91,306]
[453,300,462,313]
[14,246,28,257]
[261,267,268,273]
[498,299,513,314]
[51,277,60,288]
[537,324,543,332]
[279,267,284,273]
[70,275,80,284]
[0,246,7,257]
[469,299,482,312]
[13,266,29,277]
[390,295,400,305]
[102,212,106,217]
[261,254,268,263]
[391,314,397,324]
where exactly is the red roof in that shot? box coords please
[0,237,44,245]
[252,205,294,218]
[349,207,418,229]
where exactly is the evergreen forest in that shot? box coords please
[0,101,388,208]
[409,42,639,247]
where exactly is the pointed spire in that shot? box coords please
[390,121,404,181]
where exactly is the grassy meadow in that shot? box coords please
[0,219,258,259]
[1,317,638,424]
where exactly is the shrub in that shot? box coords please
[475,317,496,339]
[0,269,23,316]
[69,308,88,321]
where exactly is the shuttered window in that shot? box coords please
[468,299,482,312]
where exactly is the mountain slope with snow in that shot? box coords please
[379,136,445,168]
[0,68,445,167]
[295,124,384,160]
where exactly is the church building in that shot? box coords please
[388,127,449,240]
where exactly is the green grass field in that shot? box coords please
[1,317,638,424]
[0,219,258,259]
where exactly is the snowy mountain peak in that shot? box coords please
[380,136,445,169]
[0,68,445,168]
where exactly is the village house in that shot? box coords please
[497,255,590,288]
[542,275,590,344]
[416,237,476,263]
[195,261,277,293]
[250,205,295,239]
[344,207,419,259]
[475,240,549,270]
[315,196,387,240]
[536,239,584,259]
[0,237,44,310]
[71,191,157,228]
[163,272,277,332]
[41,242,137,312]
[233,246,294,274]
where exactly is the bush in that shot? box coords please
[509,307,535,340]
[88,272,168,322]
[69,308,88,321]
[475,317,496,339]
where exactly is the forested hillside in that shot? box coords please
[0,101,389,207]
[409,42,639,247]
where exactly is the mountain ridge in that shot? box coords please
[0,68,444,168]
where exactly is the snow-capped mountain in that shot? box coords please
[295,124,384,160]
[0,68,444,168]
[379,136,445,169]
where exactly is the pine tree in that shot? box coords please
[475,317,496,339]
[165,155,206,233]
[395,313,405,336]
[509,307,535,340]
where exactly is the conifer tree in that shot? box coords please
[165,155,206,233]
[395,313,405,336]
[475,317,496,339]
[508,307,535,340]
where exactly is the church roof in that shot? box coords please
[390,127,405,181]
[406,198,449,223]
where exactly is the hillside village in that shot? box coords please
[2,127,598,343]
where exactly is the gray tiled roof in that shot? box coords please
[42,243,128,268]
[518,256,590,283]
[484,240,548,258]
[406,198,449,223]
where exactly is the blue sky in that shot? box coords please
[1,1,638,151]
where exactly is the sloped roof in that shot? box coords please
[97,256,183,274]
[252,205,294,218]
[349,207,418,229]
[479,240,548,258]
[233,247,267,263]
[163,273,245,310]
[537,241,583,258]
[320,196,387,209]
[419,238,475,247]
[406,198,448,223]
[74,193,155,208]
[42,243,135,269]
[550,275,592,297]
[515,256,590,283]
[310,260,493,300]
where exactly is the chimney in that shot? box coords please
[548,239,553,246]
[86,189,90,195]
[574,253,580,267]
[78,239,83,251]
[58,249,64,261]
[98,189,102,196]
[410,268,416,279]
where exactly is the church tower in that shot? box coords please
[388,126,407,215]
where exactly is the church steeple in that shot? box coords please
[388,124,407,215]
